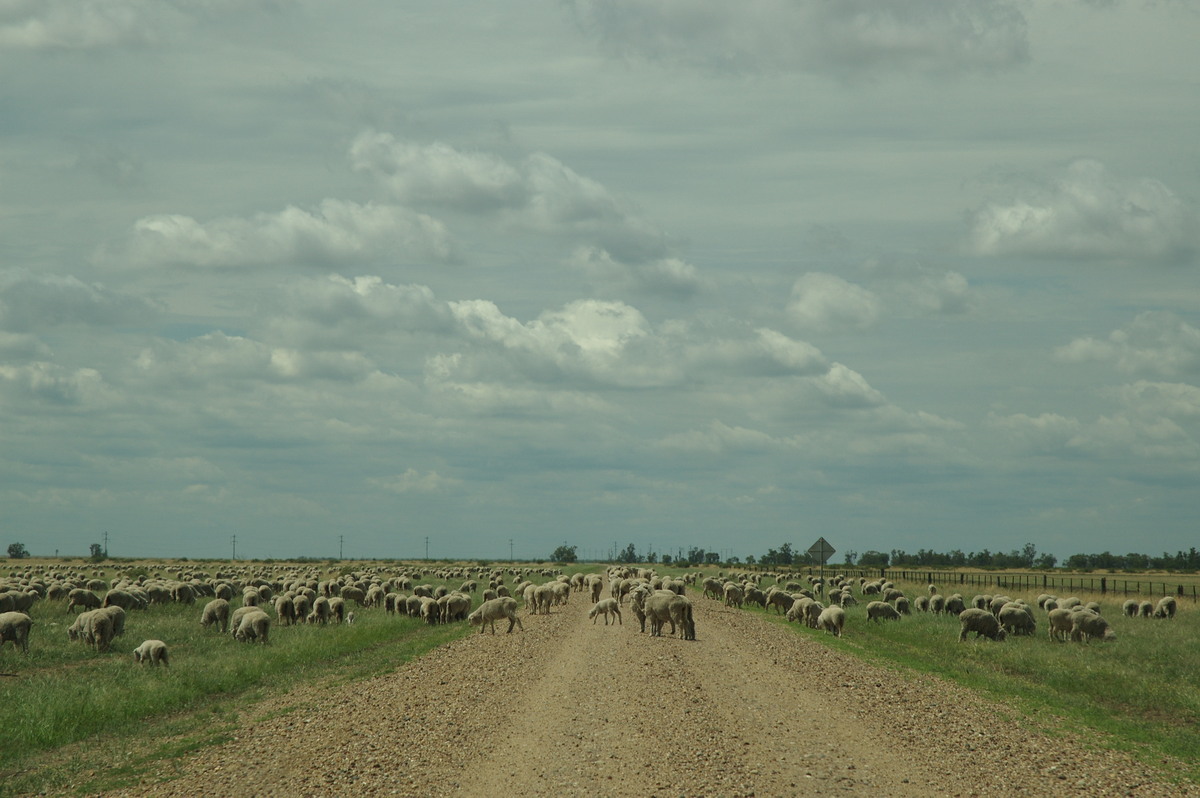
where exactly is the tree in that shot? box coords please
[843,550,858,566]
[616,543,638,564]
[858,550,889,567]
[550,544,577,564]
[7,542,29,559]
[89,543,104,559]
[660,553,672,565]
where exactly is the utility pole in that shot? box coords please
[424,536,429,561]
[339,534,344,560]
[102,531,109,558]
[509,538,513,562]
[231,534,237,560]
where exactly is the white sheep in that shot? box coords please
[0,611,33,653]
[133,639,169,666]
[588,598,622,625]
[1154,596,1178,619]
[201,598,231,632]
[958,608,1006,642]
[233,608,271,643]
[866,601,901,622]
[817,605,845,637]
[467,597,524,634]
[1070,612,1116,643]
[1046,608,1075,642]
[998,603,1036,636]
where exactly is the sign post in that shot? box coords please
[807,537,836,578]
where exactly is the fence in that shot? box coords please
[880,569,1198,602]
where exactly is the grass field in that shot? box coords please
[4,560,1199,793]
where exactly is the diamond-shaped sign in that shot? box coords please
[807,536,836,565]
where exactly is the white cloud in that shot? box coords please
[786,272,881,332]
[568,0,1029,77]
[0,0,162,51]
[968,160,1198,263]
[1056,311,1200,378]
[571,246,702,297]
[657,420,777,455]
[695,328,828,377]
[101,200,452,270]
[1111,381,1200,420]
[0,362,112,406]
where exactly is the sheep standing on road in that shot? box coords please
[467,597,524,634]
[588,598,622,625]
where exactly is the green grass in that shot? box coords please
[737,576,1200,783]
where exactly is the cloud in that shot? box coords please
[568,0,1029,77]
[0,271,160,332]
[368,468,460,494]
[0,362,112,406]
[968,160,1198,263]
[1056,311,1200,378]
[570,246,702,297]
[100,200,452,270]
[657,420,777,455]
[0,0,162,51]
[350,131,677,267]
[786,272,880,332]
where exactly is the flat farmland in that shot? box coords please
[3,561,1198,797]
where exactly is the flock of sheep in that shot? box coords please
[695,571,1181,644]
[2,563,1184,666]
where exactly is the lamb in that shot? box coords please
[866,601,901,622]
[588,598,622,625]
[201,598,231,632]
[958,608,1006,642]
[0,611,33,653]
[467,597,524,634]
[133,639,169,666]
[1154,596,1178,619]
[1070,612,1116,643]
[233,608,271,643]
[817,605,846,637]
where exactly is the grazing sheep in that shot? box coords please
[958,608,1006,642]
[588,598,622,625]
[929,595,946,614]
[944,594,966,616]
[201,598,231,632]
[723,583,744,609]
[786,597,813,624]
[1139,601,1154,618]
[0,611,34,653]
[1070,612,1116,643]
[233,609,271,643]
[702,578,725,600]
[97,605,126,639]
[1122,599,1139,618]
[1057,597,1082,611]
[273,595,297,626]
[766,591,795,615]
[817,605,846,637]
[1154,596,1178,619]
[803,600,825,629]
[998,603,1036,636]
[66,588,101,614]
[866,601,901,622]
[1047,608,1076,642]
[914,595,930,613]
[309,596,332,625]
[133,639,169,666]
[74,609,116,651]
[467,597,524,634]
[893,596,911,615]
[345,611,356,625]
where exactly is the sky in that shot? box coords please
[2,1,1198,564]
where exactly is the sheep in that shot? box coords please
[1122,599,1139,618]
[309,596,332,625]
[467,597,524,634]
[786,597,813,624]
[958,608,1006,642]
[817,605,846,637]
[1070,612,1116,643]
[97,605,126,639]
[1154,596,1178,619]
[723,583,744,609]
[914,595,930,613]
[743,587,767,609]
[803,600,825,629]
[133,639,169,666]
[72,608,115,651]
[273,595,297,626]
[1139,600,1154,618]
[1047,608,1076,642]
[0,611,33,653]
[929,594,946,614]
[765,590,795,614]
[345,611,356,625]
[66,588,101,614]
[998,603,1036,636]
[201,598,231,632]
[702,578,725,600]
[233,609,271,643]
[644,592,695,640]
[893,596,911,615]
[866,601,901,622]
[588,598,622,625]
[944,594,966,616]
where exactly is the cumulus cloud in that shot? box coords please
[694,328,828,377]
[100,199,452,270]
[0,271,160,331]
[786,272,880,332]
[0,0,163,50]
[0,362,112,406]
[968,160,1198,263]
[134,332,378,387]
[350,131,679,270]
[568,0,1029,77]
[570,246,701,297]
[1056,311,1200,378]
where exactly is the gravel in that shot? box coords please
[104,584,1194,798]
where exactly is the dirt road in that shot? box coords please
[110,589,1189,797]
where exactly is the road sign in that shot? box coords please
[807,536,836,565]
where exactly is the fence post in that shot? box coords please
[1101,577,1106,595]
